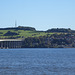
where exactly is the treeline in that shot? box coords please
[0,26,36,31]
[22,36,51,48]
[0,26,75,33]
[22,33,75,48]
[47,28,75,33]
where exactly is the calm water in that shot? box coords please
[0,48,75,75]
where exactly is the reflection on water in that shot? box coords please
[0,48,75,75]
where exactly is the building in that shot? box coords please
[0,39,24,49]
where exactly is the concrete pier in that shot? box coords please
[0,39,24,49]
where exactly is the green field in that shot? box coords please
[0,30,55,39]
[0,28,74,39]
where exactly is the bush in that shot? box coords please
[4,31,19,36]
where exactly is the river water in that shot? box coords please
[0,48,75,75]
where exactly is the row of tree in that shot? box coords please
[22,33,75,48]
[0,26,36,31]
[47,28,75,33]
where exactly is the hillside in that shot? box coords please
[0,26,75,39]
[0,26,51,39]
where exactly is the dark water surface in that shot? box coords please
[0,48,75,75]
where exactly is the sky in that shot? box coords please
[0,0,75,30]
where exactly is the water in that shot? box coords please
[0,48,75,75]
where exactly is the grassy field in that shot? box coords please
[0,30,55,39]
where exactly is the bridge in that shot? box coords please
[0,39,24,49]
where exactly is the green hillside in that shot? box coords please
[0,27,75,39]
[0,30,54,39]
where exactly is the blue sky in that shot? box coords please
[0,0,75,30]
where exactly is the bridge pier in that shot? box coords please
[0,39,23,49]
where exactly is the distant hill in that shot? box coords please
[0,26,75,39]
[46,28,75,33]
[0,26,36,31]
[0,26,75,48]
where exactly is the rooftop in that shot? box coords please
[0,39,24,41]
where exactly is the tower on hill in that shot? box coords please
[15,21,17,27]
